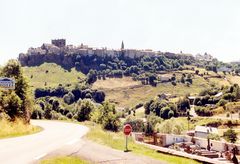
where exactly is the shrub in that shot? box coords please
[171,81,177,86]
[63,92,75,105]
[155,119,184,135]
[75,99,94,121]
[31,105,44,119]
[208,133,220,141]
[124,116,144,132]
[217,99,228,107]
[92,90,105,103]
[91,101,121,131]
[66,112,73,119]
[147,115,163,127]
[223,128,238,143]
[135,103,144,109]
[195,106,213,116]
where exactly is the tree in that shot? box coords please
[1,60,32,122]
[223,128,238,143]
[91,101,120,131]
[63,92,75,105]
[0,91,22,121]
[180,76,185,83]
[124,116,144,132]
[155,119,183,134]
[86,69,97,84]
[93,90,105,103]
[195,70,199,75]
[160,106,171,119]
[177,97,190,113]
[75,99,94,121]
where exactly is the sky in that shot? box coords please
[0,0,240,65]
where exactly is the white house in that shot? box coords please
[195,126,219,139]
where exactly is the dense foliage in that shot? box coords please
[35,86,105,104]
[91,101,121,131]
[0,60,32,122]
[194,84,240,116]
[144,96,190,119]
[223,128,238,143]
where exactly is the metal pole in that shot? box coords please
[125,135,128,152]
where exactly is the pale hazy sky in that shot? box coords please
[0,0,240,65]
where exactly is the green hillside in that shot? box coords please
[22,63,85,89]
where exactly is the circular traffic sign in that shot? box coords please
[123,124,132,136]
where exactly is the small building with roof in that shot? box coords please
[195,126,219,139]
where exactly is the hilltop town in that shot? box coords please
[19,39,201,68]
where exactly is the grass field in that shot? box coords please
[41,156,89,164]
[23,63,85,89]
[93,75,210,108]
[227,75,240,86]
[92,77,141,89]
[0,119,42,139]
[84,121,200,164]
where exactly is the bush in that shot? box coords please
[208,133,220,140]
[31,105,44,119]
[135,103,144,109]
[217,99,228,107]
[66,112,73,119]
[171,81,177,86]
[223,128,238,143]
[195,106,213,116]
[0,91,23,121]
[92,90,105,103]
[147,115,163,127]
[91,101,121,131]
[124,116,145,132]
[63,92,75,105]
[75,99,94,121]
[155,119,184,135]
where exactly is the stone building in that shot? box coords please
[51,39,66,47]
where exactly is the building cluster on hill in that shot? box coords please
[18,39,194,67]
[195,53,214,62]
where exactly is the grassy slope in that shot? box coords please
[41,156,89,164]
[0,119,42,139]
[93,75,210,108]
[22,63,85,89]
[84,122,199,164]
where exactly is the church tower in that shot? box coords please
[121,41,124,50]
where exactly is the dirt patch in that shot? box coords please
[92,77,141,90]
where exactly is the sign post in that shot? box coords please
[0,78,15,90]
[123,124,132,152]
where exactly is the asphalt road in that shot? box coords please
[0,120,88,164]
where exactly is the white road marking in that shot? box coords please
[34,153,47,160]
[66,138,79,145]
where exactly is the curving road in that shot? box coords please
[0,120,88,164]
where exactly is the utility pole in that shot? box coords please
[187,110,191,131]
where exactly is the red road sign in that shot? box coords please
[123,124,132,136]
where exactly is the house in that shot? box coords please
[159,76,171,83]
[195,126,218,139]
[218,66,232,73]
[214,92,223,98]
[188,96,196,105]
[155,133,185,147]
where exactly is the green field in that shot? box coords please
[23,63,85,89]
[84,121,200,164]
[0,119,42,139]
[41,156,89,164]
